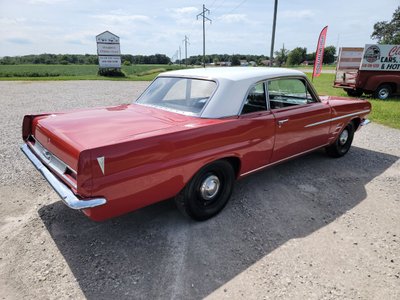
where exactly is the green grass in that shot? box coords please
[0,64,184,81]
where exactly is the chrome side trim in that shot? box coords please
[21,144,107,210]
[305,109,371,128]
[240,144,328,177]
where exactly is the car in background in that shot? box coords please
[21,67,371,221]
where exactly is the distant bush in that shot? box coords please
[97,68,126,77]
[0,72,61,77]
[122,60,132,66]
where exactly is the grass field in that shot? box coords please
[0,64,184,81]
[0,64,398,129]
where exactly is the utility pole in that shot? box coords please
[197,4,212,68]
[182,35,190,67]
[269,0,278,67]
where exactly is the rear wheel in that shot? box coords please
[175,160,235,221]
[374,84,392,100]
[326,122,355,158]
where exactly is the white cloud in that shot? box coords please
[93,14,150,23]
[28,0,67,4]
[218,14,248,24]
[0,17,26,25]
[172,7,198,14]
[280,9,315,19]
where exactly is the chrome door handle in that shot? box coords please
[278,119,289,127]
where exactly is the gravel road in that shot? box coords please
[0,81,399,300]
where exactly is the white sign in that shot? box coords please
[360,44,400,71]
[97,43,121,56]
[96,31,119,44]
[98,56,121,68]
[96,31,121,69]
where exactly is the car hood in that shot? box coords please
[33,104,194,151]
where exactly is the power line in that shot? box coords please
[208,0,218,9]
[197,4,212,68]
[211,0,226,14]
[226,0,248,15]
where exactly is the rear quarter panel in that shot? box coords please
[323,97,371,144]
[83,113,275,221]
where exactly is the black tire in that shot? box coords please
[346,89,363,97]
[174,160,235,221]
[374,84,392,100]
[325,122,355,158]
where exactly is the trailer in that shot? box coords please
[334,44,400,100]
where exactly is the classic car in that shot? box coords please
[21,67,371,221]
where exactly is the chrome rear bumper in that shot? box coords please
[20,144,107,210]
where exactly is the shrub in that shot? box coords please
[97,68,126,77]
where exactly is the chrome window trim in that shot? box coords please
[266,77,320,111]
[28,136,77,189]
[135,76,219,118]
[238,80,269,115]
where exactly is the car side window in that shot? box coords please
[241,82,267,114]
[268,78,316,109]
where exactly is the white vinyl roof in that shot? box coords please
[161,67,305,82]
[158,67,307,118]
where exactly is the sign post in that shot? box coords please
[96,31,121,71]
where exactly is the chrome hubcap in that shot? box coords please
[379,89,389,99]
[339,129,349,145]
[200,175,220,200]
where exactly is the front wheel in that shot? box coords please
[325,122,355,158]
[374,84,392,100]
[174,160,235,221]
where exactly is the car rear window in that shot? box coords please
[136,77,217,116]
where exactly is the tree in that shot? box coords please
[323,45,336,64]
[286,47,306,65]
[231,55,240,66]
[274,46,289,66]
[371,6,400,44]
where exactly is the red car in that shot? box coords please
[21,67,371,221]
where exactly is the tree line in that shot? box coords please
[176,46,336,66]
[0,53,171,65]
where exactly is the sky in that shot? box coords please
[0,0,398,59]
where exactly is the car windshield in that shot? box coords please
[136,77,217,116]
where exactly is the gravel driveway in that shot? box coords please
[0,81,399,300]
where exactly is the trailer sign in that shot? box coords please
[360,44,400,71]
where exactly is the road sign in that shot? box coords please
[97,43,121,56]
[98,56,121,68]
[96,31,121,68]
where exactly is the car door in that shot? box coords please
[268,77,331,162]
[237,81,276,174]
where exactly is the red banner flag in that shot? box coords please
[312,26,328,80]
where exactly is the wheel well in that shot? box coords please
[351,118,361,130]
[379,82,396,93]
[222,157,241,178]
